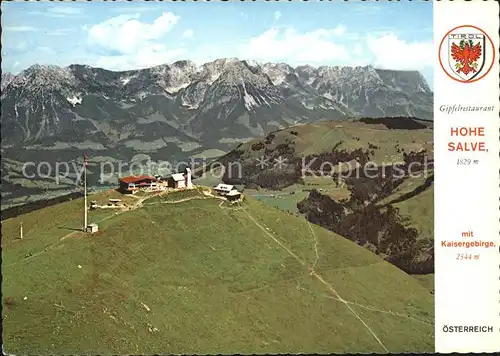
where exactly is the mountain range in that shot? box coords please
[1,58,432,148]
[1,58,433,208]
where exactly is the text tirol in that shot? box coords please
[448,127,487,152]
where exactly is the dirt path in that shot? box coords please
[243,209,305,266]
[243,208,389,353]
[218,200,244,210]
[6,190,226,269]
[310,271,389,352]
[306,220,320,269]
[321,295,432,326]
[145,196,210,206]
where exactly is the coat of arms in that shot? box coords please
[448,33,486,81]
[439,25,493,83]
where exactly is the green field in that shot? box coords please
[234,119,433,166]
[296,120,432,164]
[253,193,308,214]
[413,274,435,294]
[246,177,351,215]
[2,190,434,354]
[393,185,434,242]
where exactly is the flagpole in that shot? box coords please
[83,154,88,231]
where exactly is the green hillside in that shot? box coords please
[203,117,434,276]
[2,190,433,354]
[392,184,434,242]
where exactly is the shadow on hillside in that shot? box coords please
[1,192,84,221]
[297,176,434,275]
[58,226,82,232]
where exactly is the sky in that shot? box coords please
[1,1,434,87]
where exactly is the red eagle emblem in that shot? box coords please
[440,26,494,83]
[450,39,482,76]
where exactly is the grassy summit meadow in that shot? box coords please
[2,189,433,354]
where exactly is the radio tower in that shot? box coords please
[83,153,88,232]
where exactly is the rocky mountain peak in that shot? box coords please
[262,62,295,86]
[3,64,77,99]
[1,72,15,92]
[171,60,197,69]
[24,64,73,80]
[163,61,198,94]
[376,69,431,93]
[217,60,271,87]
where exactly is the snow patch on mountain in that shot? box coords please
[323,93,335,101]
[181,96,199,110]
[165,82,190,94]
[256,91,272,108]
[121,76,134,85]
[67,96,82,106]
[207,72,222,86]
[241,80,259,111]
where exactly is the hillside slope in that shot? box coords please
[216,117,433,188]
[207,117,434,274]
[2,190,433,354]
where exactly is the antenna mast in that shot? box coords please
[83,154,88,231]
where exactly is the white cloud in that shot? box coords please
[366,33,433,70]
[110,6,159,13]
[351,5,381,15]
[14,41,29,51]
[27,6,86,18]
[36,46,56,54]
[46,28,73,36]
[47,7,83,15]
[87,12,180,54]
[333,25,346,36]
[240,27,350,64]
[274,11,282,21]
[181,29,194,39]
[4,26,37,32]
[86,12,184,71]
[353,44,363,56]
[94,48,186,71]
[13,61,21,69]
